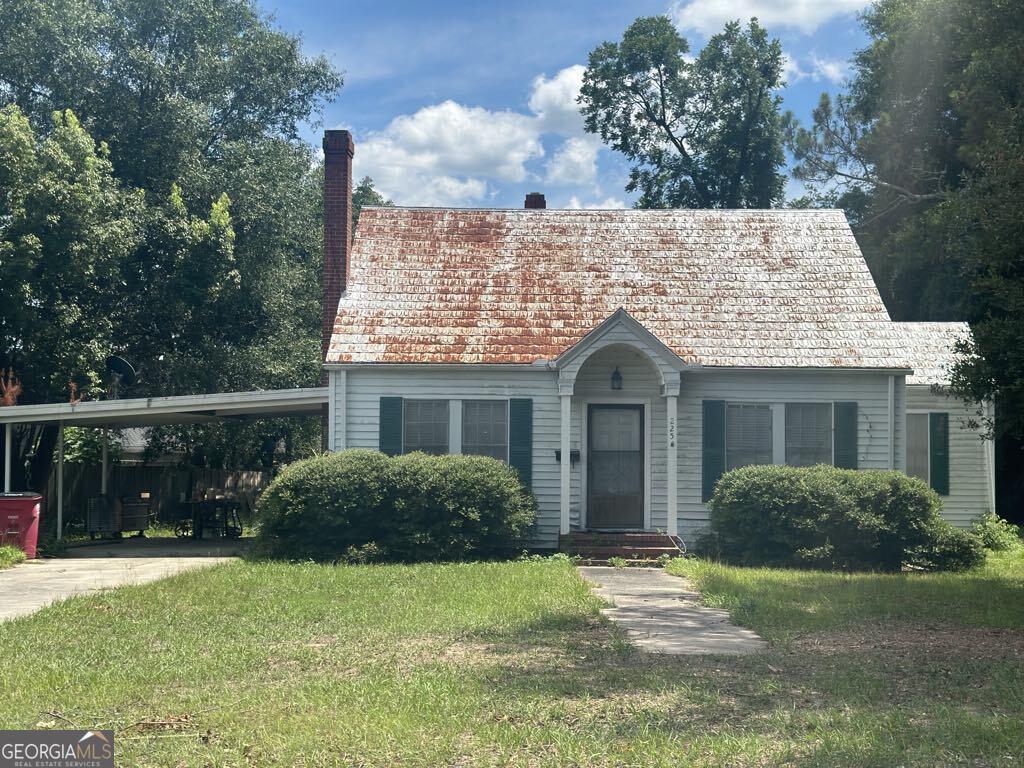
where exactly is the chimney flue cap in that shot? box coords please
[524,192,546,209]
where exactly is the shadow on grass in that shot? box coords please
[454,609,1024,764]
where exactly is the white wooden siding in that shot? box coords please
[906,385,991,527]
[677,369,900,539]
[334,364,903,548]
[342,368,564,546]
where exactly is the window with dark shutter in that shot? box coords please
[508,398,533,487]
[379,397,403,456]
[833,402,858,469]
[929,412,950,495]
[702,400,726,502]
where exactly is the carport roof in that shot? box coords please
[0,387,328,427]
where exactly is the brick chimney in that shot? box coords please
[524,192,546,209]
[322,130,354,380]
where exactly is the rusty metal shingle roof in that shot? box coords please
[327,207,914,368]
[897,322,971,386]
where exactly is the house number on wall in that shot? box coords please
[669,417,676,448]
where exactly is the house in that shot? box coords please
[896,322,996,526]
[319,130,994,549]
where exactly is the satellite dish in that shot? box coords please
[105,356,137,399]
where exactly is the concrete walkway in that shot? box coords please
[579,566,767,655]
[0,540,242,622]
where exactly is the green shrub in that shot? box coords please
[909,525,987,572]
[971,512,1023,551]
[257,449,535,561]
[708,464,984,572]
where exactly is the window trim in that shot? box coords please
[401,398,451,456]
[724,402,775,471]
[721,400,838,468]
[461,399,510,462]
[906,412,930,485]
[906,409,949,490]
[399,396,512,460]
[783,402,835,467]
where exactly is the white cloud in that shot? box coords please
[781,53,809,84]
[780,51,850,87]
[566,195,628,210]
[670,0,869,35]
[355,65,607,207]
[809,54,848,84]
[529,65,587,135]
[355,100,543,206]
[546,136,603,186]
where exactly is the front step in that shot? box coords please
[559,532,684,564]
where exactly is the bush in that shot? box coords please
[257,449,536,562]
[708,465,985,572]
[971,512,1023,551]
[909,525,987,572]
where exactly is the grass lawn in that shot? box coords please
[1,555,1022,767]
[0,544,26,569]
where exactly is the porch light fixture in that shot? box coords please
[610,367,623,390]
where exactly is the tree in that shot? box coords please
[0,0,340,192]
[352,176,393,226]
[787,0,1024,516]
[0,0,342,479]
[0,106,142,404]
[579,16,786,209]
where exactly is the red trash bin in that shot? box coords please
[0,493,43,559]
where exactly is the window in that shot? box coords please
[403,399,449,455]
[785,403,833,466]
[462,400,508,460]
[906,413,930,482]
[726,404,773,470]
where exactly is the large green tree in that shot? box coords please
[788,0,1024,512]
[0,105,239,488]
[579,16,787,208]
[0,0,341,478]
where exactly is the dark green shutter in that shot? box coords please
[929,412,950,495]
[702,400,726,502]
[508,398,533,487]
[833,402,858,469]
[379,397,403,456]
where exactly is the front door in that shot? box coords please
[587,404,644,529]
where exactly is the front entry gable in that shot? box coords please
[551,308,694,396]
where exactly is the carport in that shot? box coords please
[0,387,328,539]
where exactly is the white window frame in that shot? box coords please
[724,402,775,470]
[721,400,838,467]
[399,396,512,462]
[401,398,451,455]
[783,402,835,467]
[461,399,510,462]
[906,409,948,487]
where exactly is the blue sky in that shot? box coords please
[257,0,870,208]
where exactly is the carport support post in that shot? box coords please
[57,422,64,540]
[101,428,109,496]
[3,422,11,493]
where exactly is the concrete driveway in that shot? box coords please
[0,538,245,622]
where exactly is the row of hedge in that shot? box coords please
[256,449,535,562]
[705,464,985,571]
